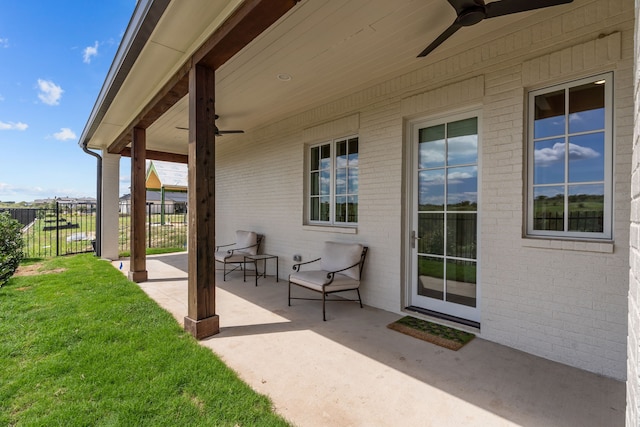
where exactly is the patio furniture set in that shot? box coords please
[214,230,368,320]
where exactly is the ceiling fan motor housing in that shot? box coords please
[457,6,486,26]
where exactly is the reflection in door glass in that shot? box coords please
[416,116,478,312]
[418,256,444,300]
[419,124,445,169]
[418,213,444,256]
[445,259,476,307]
[418,170,445,210]
[447,166,477,210]
[447,118,478,166]
[446,213,477,259]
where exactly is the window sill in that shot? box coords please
[303,225,358,234]
[521,236,614,253]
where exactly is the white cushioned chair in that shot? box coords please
[214,230,263,281]
[288,241,368,321]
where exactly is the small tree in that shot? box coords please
[0,211,24,286]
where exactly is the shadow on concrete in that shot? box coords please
[136,253,625,427]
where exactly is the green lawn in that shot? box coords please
[0,254,290,426]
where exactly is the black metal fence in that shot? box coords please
[534,211,603,233]
[1,201,188,258]
[1,203,97,258]
[118,202,188,254]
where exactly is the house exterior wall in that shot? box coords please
[627,0,640,422]
[215,0,633,380]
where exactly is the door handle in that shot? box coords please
[411,230,421,249]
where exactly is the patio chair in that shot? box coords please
[214,230,263,281]
[288,241,368,321]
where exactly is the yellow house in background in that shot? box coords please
[145,160,188,220]
[145,160,188,194]
[119,160,188,217]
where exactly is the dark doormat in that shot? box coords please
[387,316,475,351]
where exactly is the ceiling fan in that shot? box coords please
[175,115,244,136]
[417,0,574,58]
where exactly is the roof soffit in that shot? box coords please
[86,0,244,150]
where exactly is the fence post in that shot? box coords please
[148,202,152,249]
[161,188,166,225]
[55,202,60,257]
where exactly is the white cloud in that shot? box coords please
[53,127,76,141]
[0,182,91,201]
[0,121,28,131]
[83,41,99,64]
[568,142,600,161]
[37,79,63,106]
[0,94,5,101]
[0,38,8,48]
[448,169,476,181]
[534,142,600,167]
[0,182,44,197]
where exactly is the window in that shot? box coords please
[309,136,358,225]
[527,73,612,239]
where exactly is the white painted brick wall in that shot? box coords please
[215,0,633,381]
[627,0,640,423]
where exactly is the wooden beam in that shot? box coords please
[183,64,219,339]
[107,0,298,155]
[108,64,190,155]
[128,127,148,283]
[194,0,299,69]
[120,147,188,164]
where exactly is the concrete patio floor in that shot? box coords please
[115,253,624,427]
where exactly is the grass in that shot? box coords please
[119,247,186,258]
[0,254,290,426]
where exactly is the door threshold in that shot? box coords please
[406,306,480,330]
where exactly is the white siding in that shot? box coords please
[216,0,633,380]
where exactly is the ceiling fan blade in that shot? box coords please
[176,116,244,136]
[417,22,462,58]
[217,130,245,135]
[485,0,573,19]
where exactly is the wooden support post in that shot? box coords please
[128,127,148,283]
[183,63,219,339]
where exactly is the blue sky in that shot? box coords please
[0,1,136,202]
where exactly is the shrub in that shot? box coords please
[0,211,24,286]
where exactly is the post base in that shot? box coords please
[128,270,148,283]
[184,315,220,339]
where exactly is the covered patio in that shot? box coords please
[115,253,624,427]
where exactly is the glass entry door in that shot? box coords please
[410,114,480,323]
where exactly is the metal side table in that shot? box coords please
[244,254,279,286]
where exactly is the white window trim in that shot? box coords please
[526,72,613,240]
[307,135,359,226]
